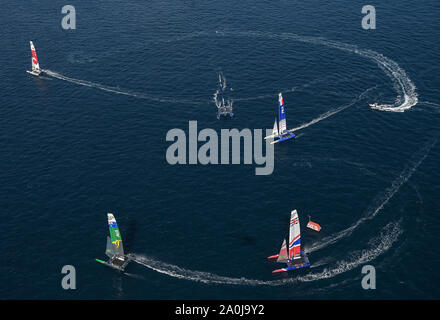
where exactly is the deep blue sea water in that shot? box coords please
[1,1,439,299]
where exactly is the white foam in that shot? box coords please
[131,220,402,286]
[44,31,418,113]
[291,86,375,132]
[300,221,402,282]
[306,138,437,254]
[217,31,419,112]
[43,69,205,105]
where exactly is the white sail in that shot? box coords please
[30,41,40,72]
[272,119,279,137]
[265,118,280,140]
[288,209,302,260]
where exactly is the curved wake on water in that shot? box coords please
[130,139,436,286]
[43,32,424,286]
[131,221,402,286]
[44,30,418,113]
[305,138,437,254]
[216,31,418,112]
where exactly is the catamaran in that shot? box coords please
[96,213,132,271]
[26,41,42,76]
[267,209,310,273]
[265,93,296,144]
[215,72,233,119]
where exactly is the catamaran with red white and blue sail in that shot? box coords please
[267,209,310,273]
[264,93,296,144]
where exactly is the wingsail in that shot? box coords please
[278,93,287,133]
[30,41,40,71]
[288,210,301,260]
[26,41,42,76]
[108,213,125,257]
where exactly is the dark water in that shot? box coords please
[1,1,439,299]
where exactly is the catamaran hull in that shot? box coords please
[96,260,126,272]
[26,70,42,76]
[272,264,310,273]
[272,254,310,273]
[270,132,296,144]
[217,111,234,120]
[96,255,132,272]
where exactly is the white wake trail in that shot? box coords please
[131,221,402,286]
[43,69,205,105]
[306,138,437,254]
[44,31,418,113]
[300,221,402,282]
[44,69,143,98]
[217,31,418,112]
[282,34,419,112]
[291,86,375,132]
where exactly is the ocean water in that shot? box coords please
[1,0,439,299]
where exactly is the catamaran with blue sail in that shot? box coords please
[265,93,296,144]
[214,72,233,119]
[267,210,310,273]
[96,213,132,271]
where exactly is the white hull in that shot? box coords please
[26,70,41,76]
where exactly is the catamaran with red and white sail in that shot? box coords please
[267,209,310,273]
[264,93,296,144]
[26,41,42,76]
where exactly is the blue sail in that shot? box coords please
[278,93,287,133]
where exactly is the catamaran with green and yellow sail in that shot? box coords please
[96,213,132,271]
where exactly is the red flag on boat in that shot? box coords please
[307,215,321,232]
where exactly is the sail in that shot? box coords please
[219,73,226,107]
[276,239,289,263]
[30,41,40,71]
[272,119,279,137]
[288,209,301,260]
[107,213,125,257]
[105,236,114,258]
[278,93,287,133]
